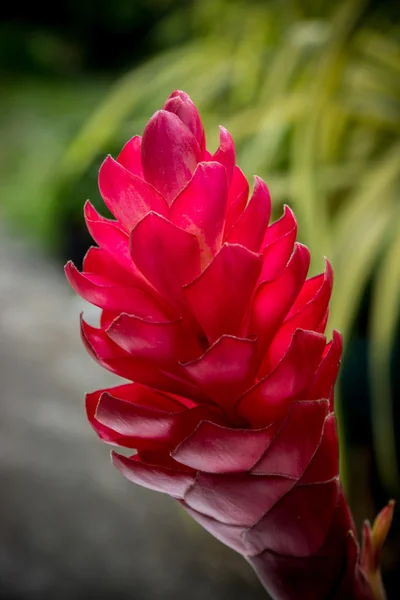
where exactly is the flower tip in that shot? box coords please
[141,108,202,203]
[372,499,395,550]
[167,89,191,102]
[163,91,205,152]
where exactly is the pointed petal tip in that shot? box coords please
[253,174,269,190]
[282,203,294,214]
[98,154,114,179]
[331,329,343,351]
[64,259,73,272]
[94,390,113,418]
[324,256,334,276]
[274,204,296,225]
[83,198,92,212]
[64,260,80,284]
[110,449,123,466]
[83,198,112,226]
[295,241,310,254]
[251,176,271,209]
[372,499,395,547]
[213,127,235,183]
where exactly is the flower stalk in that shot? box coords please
[361,500,395,600]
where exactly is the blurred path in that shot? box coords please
[0,229,265,600]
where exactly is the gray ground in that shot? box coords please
[0,230,267,600]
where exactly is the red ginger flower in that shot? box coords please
[66,90,377,599]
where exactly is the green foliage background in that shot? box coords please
[1,0,399,495]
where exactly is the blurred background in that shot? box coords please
[0,0,399,598]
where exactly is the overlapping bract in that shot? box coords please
[66,91,373,600]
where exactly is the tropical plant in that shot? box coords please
[3,0,400,494]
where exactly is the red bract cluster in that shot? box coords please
[66,91,373,600]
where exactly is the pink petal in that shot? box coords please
[316,309,329,334]
[86,388,137,447]
[226,177,271,253]
[84,200,126,247]
[172,420,277,473]
[263,205,297,248]
[112,452,195,498]
[106,313,202,365]
[250,399,329,477]
[184,472,295,527]
[237,330,326,427]
[300,414,339,484]
[308,330,342,411]
[80,316,128,362]
[237,331,326,427]
[114,360,203,399]
[83,201,140,275]
[169,162,228,266]
[163,90,205,153]
[81,318,203,399]
[98,155,168,231]
[97,392,218,448]
[138,448,197,471]
[96,391,177,432]
[84,198,120,228]
[184,243,262,344]
[259,206,297,282]
[130,212,200,306]
[98,382,185,410]
[249,243,310,353]
[100,310,119,329]
[244,478,339,556]
[84,202,152,290]
[141,110,201,204]
[83,247,133,283]
[182,335,257,409]
[116,135,143,177]
[212,126,235,184]
[223,166,249,238]
[264,260,333,371]
[287,260,333,321]
[65,261,168,318]
[179,501,248,554]
[307,330,343,410]
[86,383,184,450]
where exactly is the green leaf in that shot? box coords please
[369,216,400,494]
